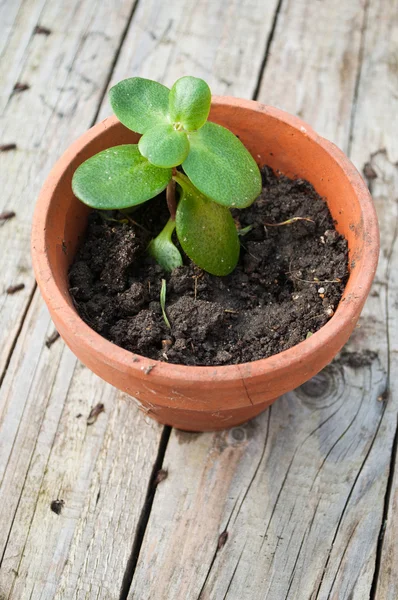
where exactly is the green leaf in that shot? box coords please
[175,174,240,276]
[160,279,171,329]
[169,76,211,131]
[109,78,170,134]
[148,218,183,272]
[139,123,190,168]
[72,145,172,210]
[183,122,261,208]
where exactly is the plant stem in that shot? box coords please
[166,178,177,220]
[172,170,193,191]
[147,218,183,271]
[167,170,203,219]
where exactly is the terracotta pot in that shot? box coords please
[31,98,379,432]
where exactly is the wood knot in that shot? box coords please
[297,364,343,408]
[230,427,246,442]
[299,372,331,398]
[227,421,257,446]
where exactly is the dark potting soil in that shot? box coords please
[69,166,348,366]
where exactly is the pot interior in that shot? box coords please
[45,105,367,314]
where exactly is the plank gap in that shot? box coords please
[369,208,398,599]
[369,409,398,599]
[313,396,388,599]
[0,0,139,393]
[252,0,284,101]
[119,425,171,600]
[0,282,36,389]
[347,0,372,155]
[0,0,48,114]
[89,0,142,128]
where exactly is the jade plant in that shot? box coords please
[72,76,261,276]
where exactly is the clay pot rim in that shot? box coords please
[32,97,379,384]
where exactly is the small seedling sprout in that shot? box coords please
[72,76,262,276]
[160,279,171,329]
[264,217,314,227]
[238,225,253,236]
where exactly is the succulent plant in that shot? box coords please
[72,76,261,275]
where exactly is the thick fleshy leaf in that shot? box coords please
[183,122,261,208]
[109,78,170,134]
[175,175,240,276]
[169,76,211,131]
[139,123,190,168]
[72,145,171,210]
[148,218,183,272]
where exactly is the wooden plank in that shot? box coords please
[0,0,280,379]
[0,1,281,597]
[314,159,395,600]
[128,1,398,598]
[0,0,48,112]
[353,0,398,597]
[0,0,138,379]
[0,0,27,58]
[0,1,164,598]
[97,0,281,123]
[0,295,163,600]
[129,361,389,600]
[257,0,367,149]
[374,153,398,599]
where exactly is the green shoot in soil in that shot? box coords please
[160,279,171,329]
[72,76,261,276]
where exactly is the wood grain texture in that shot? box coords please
[354,1,398,597]
[97,0,281,123]
[0,0,137,379]
[0,0,25,55]
[1,0,396,598]
[128,1,398,598]
[0,294,163,600]
[0,0,281,597]
[129,360,389,600]
[348,0,398,166]
[258,0,367,149]
[0,1,166,598]
[0,0,48,112]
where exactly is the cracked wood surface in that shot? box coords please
[0,295,162,600]
[0,0,279,598]
[0,1,165,598]
[0,0,397,599]
[0,0,138,379]
[128,1,398,599]
[96,0,281,120]
[357,2,398,598]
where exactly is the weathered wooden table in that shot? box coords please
[0,0,396,598]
